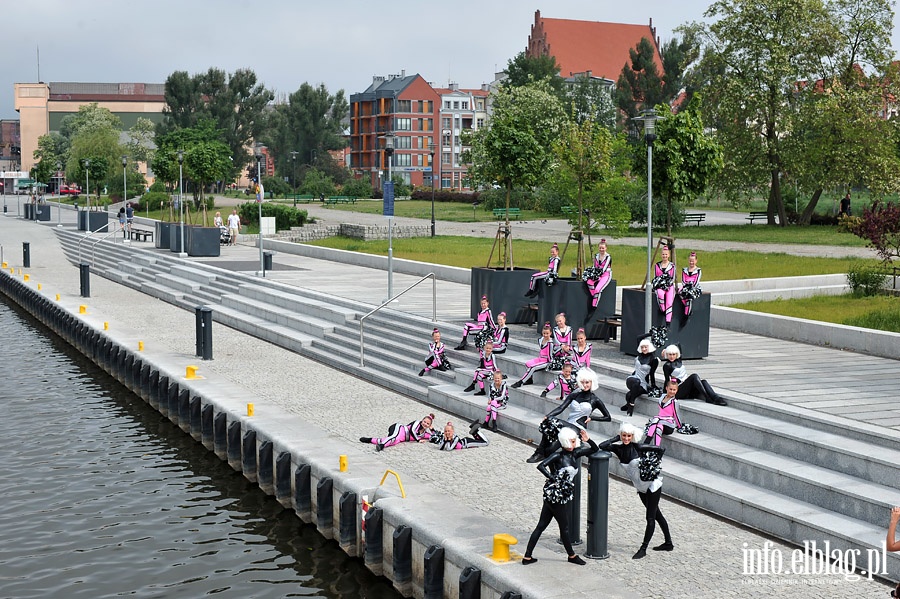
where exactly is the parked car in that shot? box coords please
[60,185,81,196]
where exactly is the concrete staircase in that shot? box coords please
[53,227,900,578]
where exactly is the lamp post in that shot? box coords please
[255,148,264,277]
[177,150,186,257]
[633,109,661,333]
[56,161,62,227]
[83,159,90,211]
[429,143,436,237]
[122,155,128,241]
[382,133,395,299]
[290,151,298,207]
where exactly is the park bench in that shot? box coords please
[323,196,356,205]
[493,207,521,220]
[746,211,768,223]
[129,227,154,242]
[288,194,316,204]
[596,314,622,343]
[683,212,706,226]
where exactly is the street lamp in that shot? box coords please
[633,109,662,333]
[429,141,436,237]
[381,133,395,299]
[177,149,186,257]
[255,147,264,277]
[83,159,90,211]
[290,150,298,207]
[56,161,62,227]
[122,155,128,241]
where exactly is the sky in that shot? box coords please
[3,0,900,121]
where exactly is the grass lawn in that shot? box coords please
[306,235,875,286]
[731,293,900,333]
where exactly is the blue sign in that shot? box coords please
[383,181,394,217]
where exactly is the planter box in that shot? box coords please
[470,267,538,324]
[35,205,51,221]
[76,210,109,233]
[185,226,221,257]
[619,287,710,358]
[169,223,185,253]
[534,277,616,336]
[23,203,33,219]
[155,222,171,249]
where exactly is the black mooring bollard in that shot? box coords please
[560,456,583,546]
[22,242,30,268]
[195,306,213,360]
[458,566,481,599]
[423,544,444,599]
[586,450,611,559]
[79,262,90,298]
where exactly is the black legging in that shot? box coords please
[525,500,574,557]
[676,373,717,402]
[637,487,671,548]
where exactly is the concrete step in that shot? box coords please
[219,293,335,337]
[239,284,359,324]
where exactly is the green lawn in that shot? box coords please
[307,235,874,286]
[732,293,900,333]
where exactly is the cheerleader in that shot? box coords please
[430,421,490,450]
[598,422,672,559]
[419,328,451,376]
[491,312,510,354]
[484,370,509,431]
[644,378,685,446]
[571,328,592,372]
[360,413,436,452]
[525,243,561,297]
[661,344,727,405]
[521,427,596,566]
[652,243,676,325]
[527,367,610,463]
[623,335,659,417]
[552,312,573,363]
[541,361,577,400]
[583,239,612,311]
[678,251,702,319]
[455,295,496,350]
[511,323,554,388]
[464,341,497,395]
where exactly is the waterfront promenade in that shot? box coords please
[0,205,895,598]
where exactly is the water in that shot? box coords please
[0,297,401,599]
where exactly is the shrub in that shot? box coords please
[409,189,479,204]
[238,201,308,229]
[846,262,887,297]
[133,191,172,212]
[262,176,291,197]
[342,177,373,199]
[149,180,167,193]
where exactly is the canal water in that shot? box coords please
[0,297,401,599]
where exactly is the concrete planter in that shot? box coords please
[76,210,109,233]
[620,287,710,358]
[155,221,171,249]
[169,223,186,253]
[186,226,221,257]
[534,277,617,337]
[35,205,51,221]
[469,267,538,324]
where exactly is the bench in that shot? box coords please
[561,205,575,217]
[596,314,622,343]
[129,227,154,242]
[683,212,706,225]
[746,211,768,223]
[525,303,539,326]
[323,196,356,205]
[288,194,316,204]
[493,208,521,220]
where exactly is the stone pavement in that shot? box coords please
[2,206,895,598]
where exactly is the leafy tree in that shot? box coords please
[59,103,123,140]
[300,168,336,198]
[505,52,566,101]
[564,75,617,129]
[342,177,373,199]
[848,201,900,262]
[153,119,231,205]
[125,117,157,166]
[615,38,666,122]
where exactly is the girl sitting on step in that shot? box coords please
[455,295,495,351]
[484,370,509,432]
[419,328,451,376]
[511,323,554,388]
[464,341,498,395]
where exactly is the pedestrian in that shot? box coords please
[117,207,127,239]
[125,202,134,237]
[226,209,241,246]
[839,192,852,217]
[521,427,596,566]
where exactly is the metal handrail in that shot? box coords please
[89,225,126,267]
[359,272,436,366]
[77,219,113,265]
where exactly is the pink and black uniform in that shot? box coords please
[678,262,702,318]
[422,330,450,374]
[572,340,592,372]
[468,348,498,393]
[430,423,490,450]
[456,295,496,350]
[491,317,510,354]
[543,371,578,400]
[526,245,560,295]
[361,415,436,451]
[653,260,676,324]
[512,328,554,387]
[584,246,612,309]
[644,392,684,446]
[485,380,509,429]
[551,323,573,369]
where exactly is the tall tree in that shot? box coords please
[564,75,617,129]
[615,38,666,122]
[505,51,566,100]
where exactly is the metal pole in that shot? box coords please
[178,151,186,257]
[388,154,393,299]
[430,150,435,237]
[56,163,62,227]
[645,140,653,333]
[85,160,90,212]
[585,451,611,559]
[122,156,127,242]
[257,155,264,277]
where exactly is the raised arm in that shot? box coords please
[888,507,900,552]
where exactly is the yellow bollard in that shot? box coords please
[490,533,519,563]
[1,261,6,268]
[138,341,144,351]
[37,283,41,290]
[55,294,60,301]
[79,305,87,314]
[23,274,29,282]
[247,403,255,416]
[17,268,22,275]
[103,322,109,330]
[339,455,348,472]
[185,365,199,379]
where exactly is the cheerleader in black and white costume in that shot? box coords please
[455,295,496,351]
[430,421,490,450]
[360,413,436,451]
[464,341,498,395]
[623,335,659,417]
[525,243,561,297]
[491,312,510,354]
[661,344,727,405]
[541,361,577,400]
[526,368,610,463]
[511,324,554,388]
[484,370,509,431]
[677,251,702,319]
[419,328,451,376]
[571,328,592,372]
[652,243,676,325]
[598,422,673,559]
[521,427,597,566]
[583,239,612,312]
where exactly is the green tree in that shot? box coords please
[505,51,566,101]
[125,117,157,166]
[615,38,666,122]
[564,75,617,129]
[59,103,123,140]
[153,120,231,206]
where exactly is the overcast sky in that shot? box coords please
[2,0,900,121]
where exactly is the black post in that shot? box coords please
[560,457,583,546]
[422,544,444,599]
[79,262,91,298]
[22,242,30,268]
[195,306,213,360]
[585,450,611,559]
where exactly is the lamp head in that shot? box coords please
[177,150,183,164]
[121,155,127,167]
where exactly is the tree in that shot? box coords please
[564,75,617,129]
[125,117,157,166]
[505,52,566,101]
[615,38,666,122]
[848,201,900,262]
[153,120,231,206]
[33,132,69,187]
[59,103,123,140]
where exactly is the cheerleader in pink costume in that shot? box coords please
[464,341,498,395]
[583,239,612,311]
[552,312,573,365]
[431,421,490,450]
[677,252,702,319]
[360,413,436,451]
[525,243,561,297]
[484,370,509,432]
[644,379,684,446]
[491,312,510,354]
[652,243,676,325]
[456,295,496,350]
[419,328,451,376]
[571,328,592,372]
[511,323,554,388]
[541,361,578,400]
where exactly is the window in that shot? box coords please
[416,100,424,113]
[441,176,451,189]
[442,117,452,129]
[394,153,411,167]
[445,101,451,109]
[477,118,485,128]
[394,136,411,149]
[453,101,459,109]
[476,99,485,110]
[442,133,451,146]
[397,99,411,112]
[395,118,411,131]
[442,153,452,165]
[462,101,468,110]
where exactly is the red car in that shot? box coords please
[60,185,81,195]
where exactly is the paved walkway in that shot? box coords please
[2,207,894,598]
